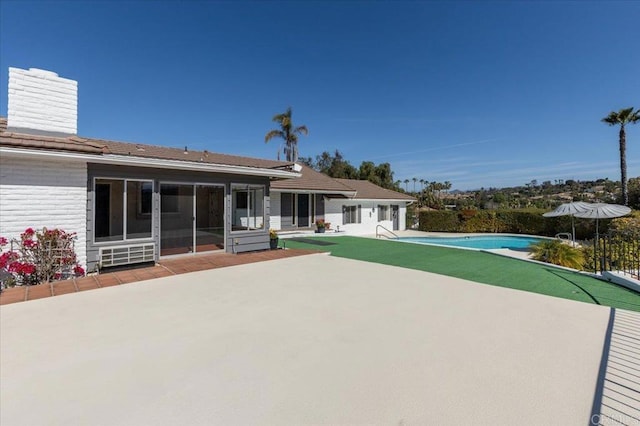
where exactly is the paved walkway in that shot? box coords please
[0,248,317,305]
[1,255,612,425]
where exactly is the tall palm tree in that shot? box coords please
[412,177,417,193]
[265,107,308,162]
[403,179,410,192]
[602,107,640,206]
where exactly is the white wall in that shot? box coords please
[269,192,281,230]
[7,67,78,135]
[324,199,408,235]
[0,156,88,267]
[269,193,408,234]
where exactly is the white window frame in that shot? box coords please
[231,184,266,233]
[377,205,390,222]
[343,205,361,224]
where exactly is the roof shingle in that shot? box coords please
[270,165,355,192]
[0,116,292,170]
[335,178,416,201]
[271,164,415,201]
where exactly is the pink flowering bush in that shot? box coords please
[0,227,85,288]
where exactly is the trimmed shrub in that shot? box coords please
[419,210,459,232]
[418,208,601,238]
[530,240,585,269]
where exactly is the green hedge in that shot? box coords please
[418,209,602,238]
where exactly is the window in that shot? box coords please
[343,205,361,224]
[160,184,181,213]
[232,185,265,231]
[94,178,153,243]
[378,205,390,221]
[134,181,153,216]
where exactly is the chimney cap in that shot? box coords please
[28,68,59,78]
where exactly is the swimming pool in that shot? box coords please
[396,235,545,250]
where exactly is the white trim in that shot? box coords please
[349,198,415,203]
[272,191,412,203]
[230,183,266,234]
[270,188,356,197]
[0,147,300,179]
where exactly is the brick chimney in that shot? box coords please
[7,67,78,136]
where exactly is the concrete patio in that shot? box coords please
[0,254,622,425]
[0,248,316,305]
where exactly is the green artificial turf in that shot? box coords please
[283,236,640,312]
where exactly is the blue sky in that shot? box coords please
[1,1,639,190]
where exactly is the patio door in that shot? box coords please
[392,205,400,231]
[297,194,310,227]
[195,185,225,252]
[160,183,225,256]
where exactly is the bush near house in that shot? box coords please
[0,227,84,288]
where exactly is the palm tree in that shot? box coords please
[403,179,410,192]
[419,179,425,192]
[412,177,417,193]
[265,107,309,162]
[444,181,452,194]
[602,107,640,206]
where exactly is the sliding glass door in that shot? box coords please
[160,184,194,256]
[160,183,224,256]
[195,185,225,252]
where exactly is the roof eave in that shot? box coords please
[271,188,357,197]
[349,198,416,203]
[0,147,301,179]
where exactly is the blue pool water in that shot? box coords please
[396,235,545,250]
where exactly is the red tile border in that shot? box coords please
[53,280,77,296]
[25,284,53,301]
[76,277,100,292]
[0,287,26,304]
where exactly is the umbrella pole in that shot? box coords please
[595,218,600,273]
[571,216,576,247]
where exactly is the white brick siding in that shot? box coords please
[7,67,78,135]
[0,156,88,267]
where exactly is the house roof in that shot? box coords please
[0,117,106,154]
[0,116,294,172]
[271,164,415,202]
[99,139,290,170]
[335,178,416,201]
[270,165,356,193]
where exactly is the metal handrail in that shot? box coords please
[376,225,399,239]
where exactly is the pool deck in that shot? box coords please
[3,254,639,425]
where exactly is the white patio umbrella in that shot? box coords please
[574,203,632,273]
[573,203,632,237]
[542,202,594,246]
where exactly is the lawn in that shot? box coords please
[282,236,640,312]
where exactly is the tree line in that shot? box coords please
[298,150,397,189]
[264,106,640,207]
